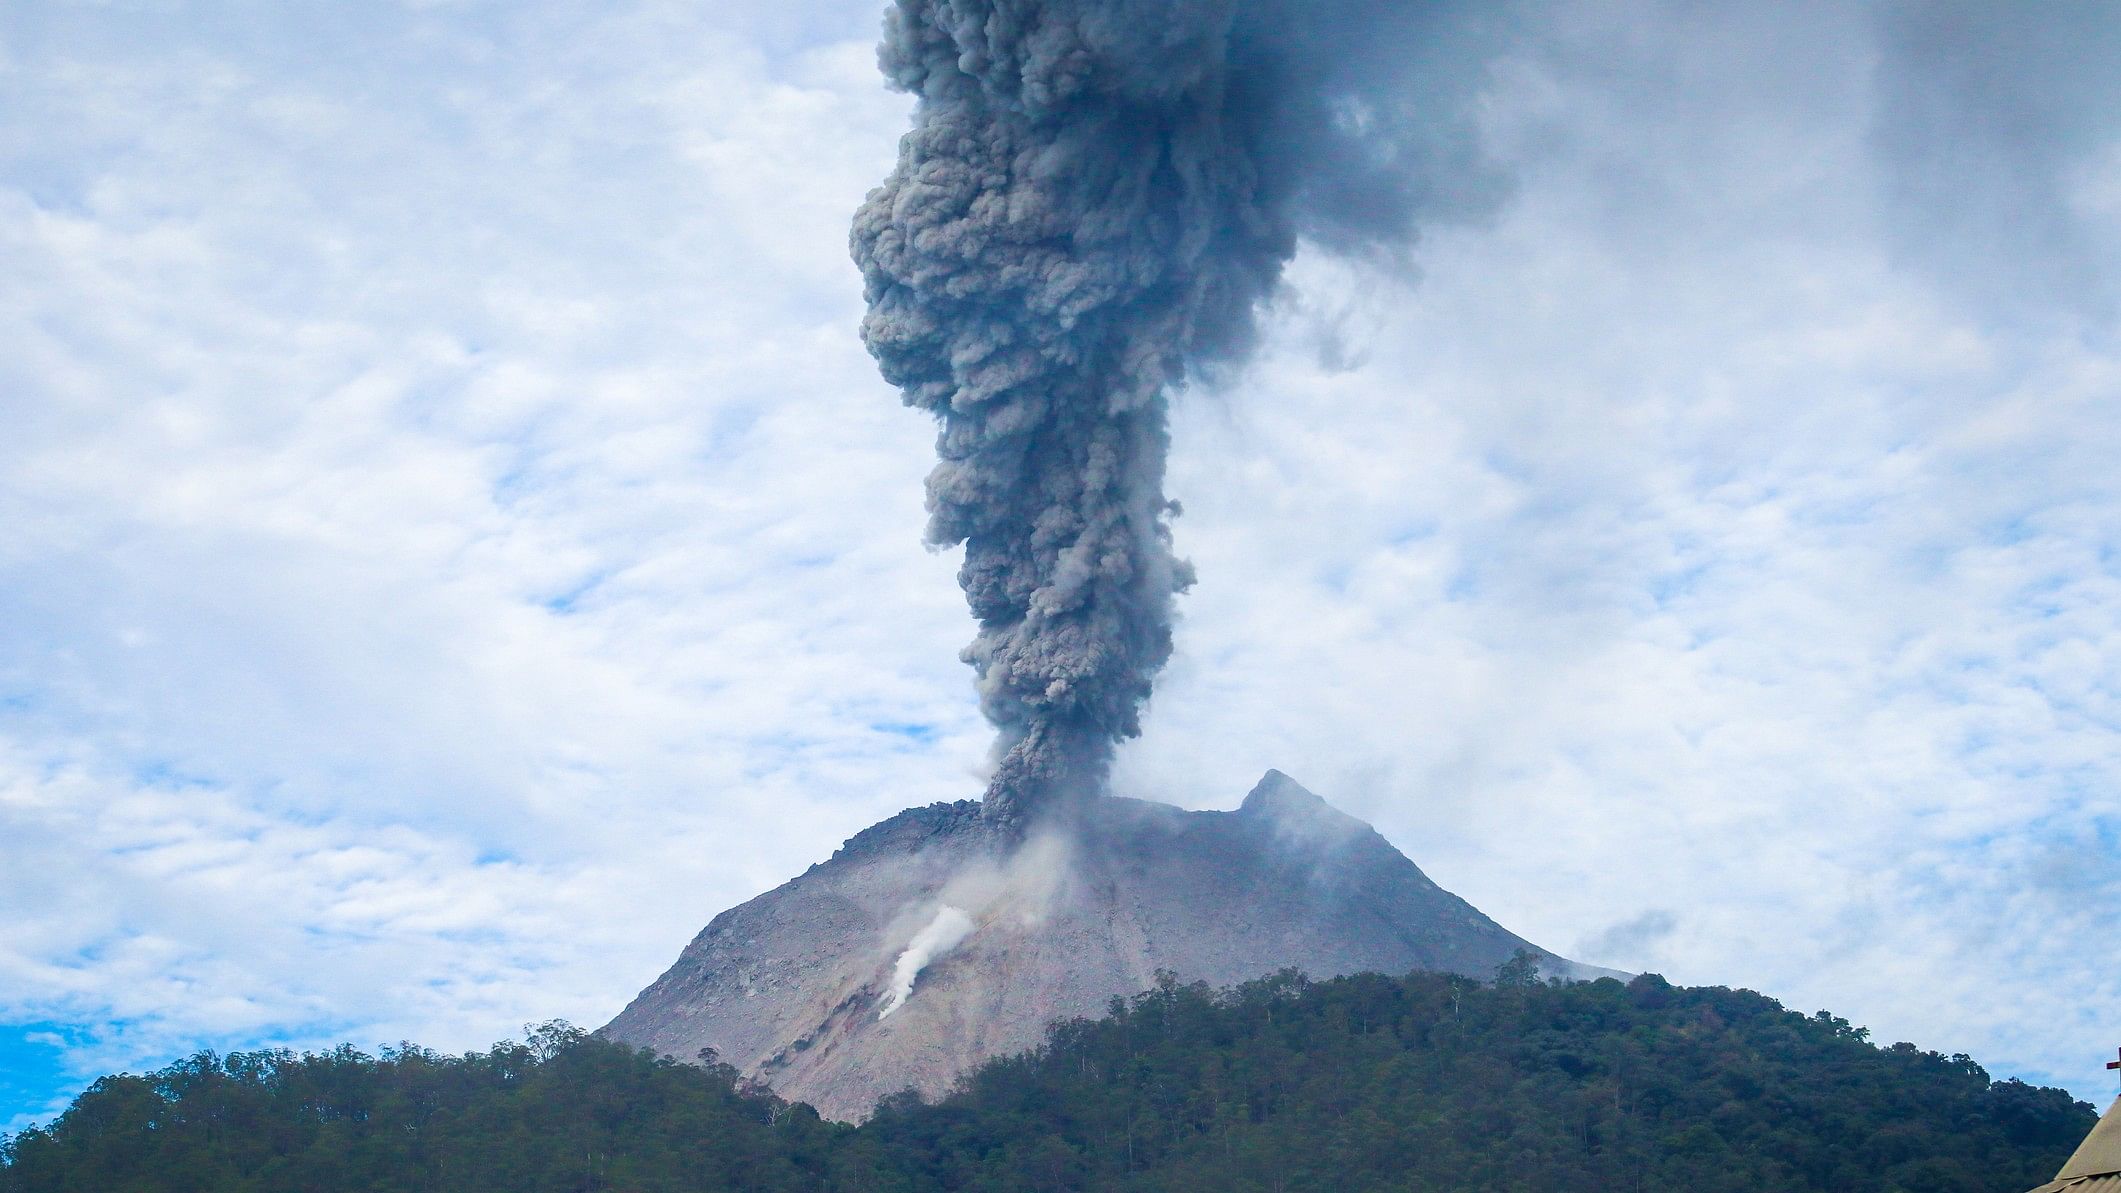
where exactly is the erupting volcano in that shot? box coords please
[602,0,1568,1119]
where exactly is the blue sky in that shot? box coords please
[0,1028,74,1132]
[4,0,2120,1134]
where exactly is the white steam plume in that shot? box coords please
[878,905,976,1019]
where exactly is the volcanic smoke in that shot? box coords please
[878,905,976,1019]
[852,0,1504,828]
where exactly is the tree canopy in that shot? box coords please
[3,965,2092,1192]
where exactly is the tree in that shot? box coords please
[1494,948,1545,988]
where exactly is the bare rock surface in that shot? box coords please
[602,771,1618,1121]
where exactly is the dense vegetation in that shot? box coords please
[3,962,2093,1192]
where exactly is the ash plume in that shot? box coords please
[852,0,1507,828]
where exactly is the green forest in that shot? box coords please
[1,962,2094,1192]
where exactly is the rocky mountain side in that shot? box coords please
[602,771,1619,1121]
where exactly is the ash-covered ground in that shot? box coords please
[603,772,1619,1121]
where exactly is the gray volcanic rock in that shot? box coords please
[603,771,1617,1121]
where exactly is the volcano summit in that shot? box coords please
[604,771,1619,1121]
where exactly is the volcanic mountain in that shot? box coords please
[603,771,1618,1121]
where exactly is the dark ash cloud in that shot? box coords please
[850,0,1508,827]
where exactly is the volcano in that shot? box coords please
[602,771,1618,1121]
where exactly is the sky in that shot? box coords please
[3,0,2119,1134]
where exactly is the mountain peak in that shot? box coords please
[1240,768,1368,829]
[1239,768,1317,812]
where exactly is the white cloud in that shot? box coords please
[0,0,977,1129]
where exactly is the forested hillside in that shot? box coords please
[2,964,2093,1192]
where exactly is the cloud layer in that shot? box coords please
[2,0,2116,1129]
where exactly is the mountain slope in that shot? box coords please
[603,770,1618,1120]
